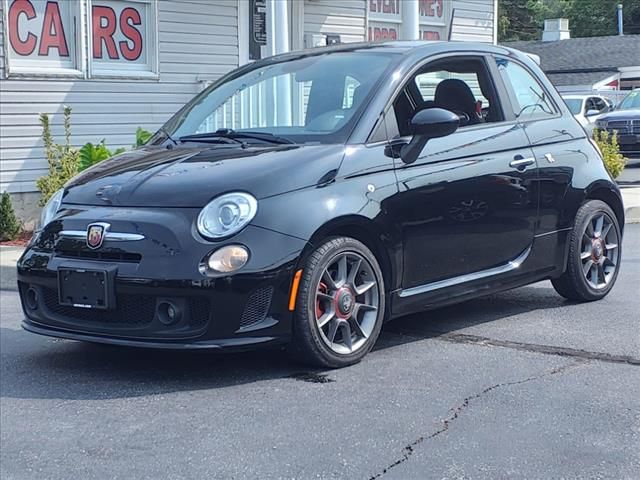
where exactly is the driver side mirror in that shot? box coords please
[399,108,460,164]
[585,109,600,117]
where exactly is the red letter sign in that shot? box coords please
[119,7,143,61]
[92,5,119,59]
[8,0,37,56]
[38,1,69,56]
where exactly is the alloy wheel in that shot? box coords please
[580,212,620,289]
[314,252,380,355]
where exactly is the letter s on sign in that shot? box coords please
[8,0,38,56]
[119,7,143,61]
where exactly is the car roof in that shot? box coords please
[260,40,522,65]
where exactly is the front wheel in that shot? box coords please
[288,237,386,368]
[552,200,622,302]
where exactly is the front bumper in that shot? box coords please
[18,205,308,348]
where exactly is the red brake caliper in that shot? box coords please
[316,282,328,319]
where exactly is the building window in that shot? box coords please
[3,0,83,76]
[2,0,158,79]
[87,0,158,78]
[367,0,450,41]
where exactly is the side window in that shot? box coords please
[585,98,597,113]
[414,71,491,113]
[593,97,607,112]
[495,58,556,120]
[388,57,504,137]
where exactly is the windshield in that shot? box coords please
[563,98,582,115]
[162,52,398,144]
[617,90,640,110]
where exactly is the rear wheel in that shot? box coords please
[552,200,622,302]
[289,237,385,368]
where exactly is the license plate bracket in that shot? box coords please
[58,266,116,310]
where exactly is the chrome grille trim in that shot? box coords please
[59,230,145,241]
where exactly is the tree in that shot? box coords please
[498,0,539,41]
[498,0,640,40]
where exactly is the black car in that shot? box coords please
[18,41,624,368]
[595,89,640,157]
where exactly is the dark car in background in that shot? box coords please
[18,42,624,368]
[596,89,640,157]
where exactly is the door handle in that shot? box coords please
[509,156,536,170]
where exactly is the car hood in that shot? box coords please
[597,109,640,121]
[63,144,346,207]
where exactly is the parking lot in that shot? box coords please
[1,224,639,479]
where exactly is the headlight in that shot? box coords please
[39,189,63,229]
[596,120,607,129]
[197,192,257,239]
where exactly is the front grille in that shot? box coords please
[55,249,142,263]
[633,120,640,134]
[40,287,210,327]
[239,286,273,328]
[606,120,631,134]
[42,287,155,325]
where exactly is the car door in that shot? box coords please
[494,55,586,234]
[385,55,539,291]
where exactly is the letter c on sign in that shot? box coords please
[8,0,38,56]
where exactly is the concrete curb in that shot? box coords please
[620,187,640,224]
[0,247,23,291]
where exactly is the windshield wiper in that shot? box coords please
[158,126,178,146]
[180,129,294,145]
[178,131,246,145]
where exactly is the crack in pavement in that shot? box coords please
[384,330,640,366]
[368,362,586,479]
[435,332,640,366]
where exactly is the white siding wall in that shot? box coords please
[304,0,367,43]
[0,0,239,194]
[450,0,495,43]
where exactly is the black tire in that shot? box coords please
[551,200,622,302]
[288,237,386,368]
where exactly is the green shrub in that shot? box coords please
[0,192,22,242]
[36,107,150,203]
[135,127,153,147]
[592,129,627,179]
[36,106,80,206]
[79,140,126,171]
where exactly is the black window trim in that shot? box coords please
[491,54,562,123]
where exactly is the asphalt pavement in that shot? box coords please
[1,226,639,479]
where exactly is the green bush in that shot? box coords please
[135,127,153,147]
[592,129,627,179]
[79,140,126,171]
[36,106,80,206]
[36,107,152,204]
[0,192,22,242]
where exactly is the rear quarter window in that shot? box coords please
[495,58,557,120]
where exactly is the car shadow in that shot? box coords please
[1,283,571,401]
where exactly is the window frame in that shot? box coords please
[367,52,516,144]
[86,0,159,80]
[2,0,85,78]
[492,55,561,123]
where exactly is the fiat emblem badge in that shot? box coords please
[86,222,109,249]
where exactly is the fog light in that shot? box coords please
[25,287,38,310]
[157,301,181,325]
[206,245,249,273]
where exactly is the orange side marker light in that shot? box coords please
[288,269,303,311]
